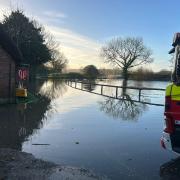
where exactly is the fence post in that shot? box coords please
[139,89,141,101]
[75,81,77,88]
[116,87,118,98]
[101,85,103,95]
[89,83,92,91]
[81,82,83,90]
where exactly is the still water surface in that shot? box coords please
[0,79,179,180]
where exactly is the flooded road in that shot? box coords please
[0,79,179,180]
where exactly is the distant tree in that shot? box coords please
[99,68,121,79]
[130,68,171,81]
[83,65,100,79]
[131,67,154,80]
[157,69,171,76]
[101,37,153,81]
[65,72,84,80]
[154,69,171,81]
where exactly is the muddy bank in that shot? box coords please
[0,148,108,180]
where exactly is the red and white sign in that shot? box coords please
[18,68,29,81]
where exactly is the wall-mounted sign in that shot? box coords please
[16,64,29,89]
[18,68,29,81]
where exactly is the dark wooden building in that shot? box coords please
[0,24,22,104]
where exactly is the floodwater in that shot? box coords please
[0,79,179,180]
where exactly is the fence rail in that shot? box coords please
[66,80,165,106]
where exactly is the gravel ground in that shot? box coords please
[0,148,108,180]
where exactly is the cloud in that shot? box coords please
[43,11,67,19]
[35,10,67,25]
[45,25,107,68]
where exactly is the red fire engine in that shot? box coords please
[161,33,180,153]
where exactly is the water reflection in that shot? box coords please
[82,80,97,92]
[99,95,147,121]
[0,95,51,150]
[160,157,180,180]
[0,79,67,150]
[99,85,148,121]
[39,79,67,100]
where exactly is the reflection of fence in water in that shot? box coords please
[66,80,165,106]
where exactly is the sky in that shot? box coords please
[0,0,180,71]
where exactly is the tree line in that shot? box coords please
[64,66,171,81]
[130,68,171,81]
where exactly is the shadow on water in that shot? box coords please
[98,82,148,121]
[0,79,67,150]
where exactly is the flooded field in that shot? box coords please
[0,79,179,180]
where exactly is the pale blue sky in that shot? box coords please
[0,0,180,70]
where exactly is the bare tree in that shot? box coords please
[43,29,59,52]
[50,50,68,73]
[43,30,68,73]
[101,37,153,81]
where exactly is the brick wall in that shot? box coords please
[0,47,16,103]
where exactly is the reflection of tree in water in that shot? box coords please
[0,95,51,150]
[160,157,180,180]
[133,80,144,88]
[99,81,148,121]
[82,80,96,92]
[39,79,67,100]
[0,79,67,150]
[99,95,147,121]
